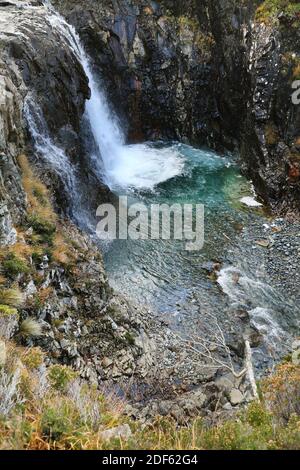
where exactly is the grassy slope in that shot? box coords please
[1,156,300,450]
[0,338,300,450]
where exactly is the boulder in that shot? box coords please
[99,424,132,442]
[229,389,244,406]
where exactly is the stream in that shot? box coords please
[25,2,299,371]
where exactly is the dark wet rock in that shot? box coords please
[53,0,218,146]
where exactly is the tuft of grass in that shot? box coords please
[51,232,72,265]
[19,318,43,338]
[17,155,57,247]
[26,215,56,246]
[21,348,44,371]
[0,289,24,308]
[0,305,18,317]
[17,155,56,221]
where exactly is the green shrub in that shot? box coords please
[41,403,79,442]
[48,365,77,393]
[124,332,135,346]
[21,348,44,370]
[274,414,300,449]
[27,215,56,245]
[2,254,30,279]
[244,401,272,428]
[262,363,300,424]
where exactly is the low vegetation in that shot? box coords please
[255,0,300,26]
[0,156,82,284]
[1,155,300,449]
[0,335,300,449]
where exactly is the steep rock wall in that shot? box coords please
[53,0,300,211]
[53,0,219,145]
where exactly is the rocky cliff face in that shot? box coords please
[0,1,88,226]
[1,0,300,421]
[0,0,165,388]
[242,14,300,212]
[2,0,299,217]
[52,0,219,145]
[53,0,300,211]
[1,1,238,421]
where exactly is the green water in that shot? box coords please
[103,142,256,315]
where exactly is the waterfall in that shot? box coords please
[24,97,97,231]
[24,0,185,242]
[42,2,184,191]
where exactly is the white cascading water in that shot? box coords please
[217,266,293,353]
[43,2,184,191]
[24,98,96,230]
[24,99,78,199]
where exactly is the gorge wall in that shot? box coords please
[0,0,300,420]
[2,0,300,221]
[52,0,300,211]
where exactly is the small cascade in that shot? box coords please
[24,98,79,207]
[217,266,296,355]
[24,98,95,231]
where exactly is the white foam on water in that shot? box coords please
[249,307,285,352]
[108,144,185,190]
[240,196,262,207]
[217,266,289,353]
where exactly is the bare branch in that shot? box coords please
[173,314,258,391]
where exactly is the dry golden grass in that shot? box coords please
[265,123,279,146]
[1,336,300,450]
[293,63,300,80]
[0,288,24,307]
[8,241,33,261]
[52,231,72,265]
[37,287,54,305]
[19,318,43,338]
[17,154,56,224]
